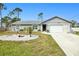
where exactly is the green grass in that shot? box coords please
[73,31,79,35]
[75,32,79,35]
[0,32,65,56]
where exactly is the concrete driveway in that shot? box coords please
[50,32,79,56]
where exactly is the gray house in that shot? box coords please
[11,16,72,33]
[11,21,42,32]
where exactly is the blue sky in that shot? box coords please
[2,3,79,22]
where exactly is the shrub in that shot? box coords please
[38,29,41,31]
[27,27,33,37]
[20,29,23,31]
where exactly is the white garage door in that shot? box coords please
[50,26,64,32]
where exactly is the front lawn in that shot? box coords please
[0,32,65,56]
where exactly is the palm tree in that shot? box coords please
[13,8,22,20]
[8,8,22,24]
[0,3,6,28]
[38,12,43,31]
[38,12,43,21]
[2,16,11,30]
[38,12,43,16]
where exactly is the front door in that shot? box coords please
[42,24,46,31]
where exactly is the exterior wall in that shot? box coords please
[37,24,41,31]
[10,24,32,32]
[33,24,41,31]
[10,26,19,32]
[19,25,32,30]
[10,24,41,32]
[10,17,72,32]
[43,18,71,32]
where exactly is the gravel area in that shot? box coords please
[0,34,39,41]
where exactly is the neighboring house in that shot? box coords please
[74,23,79,27]
[11,16,72,33]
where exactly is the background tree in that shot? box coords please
[13,8,22,20]
[0,3,6,28]
[7,8,22,31]
[2,16,11,30]
[8,11,14,17]
[8,8,22,21]
[11,17,21,32]
[11,17,21,23]
[2,16,20,31]
[71,20,77,27]
[38,12,43,21]
[38,12,43,31]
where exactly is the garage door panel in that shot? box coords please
[50,26,64,32]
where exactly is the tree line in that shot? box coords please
[0,3,22,31]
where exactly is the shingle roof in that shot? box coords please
[12,21,42,24]
[42,16,72,23]
[12,16,72,25]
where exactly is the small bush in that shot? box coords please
[27,27,33,37]
[38,29,41,31]
[46,30,49,32]
[20,29,24,31]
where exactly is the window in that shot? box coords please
[33,24,37,29]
